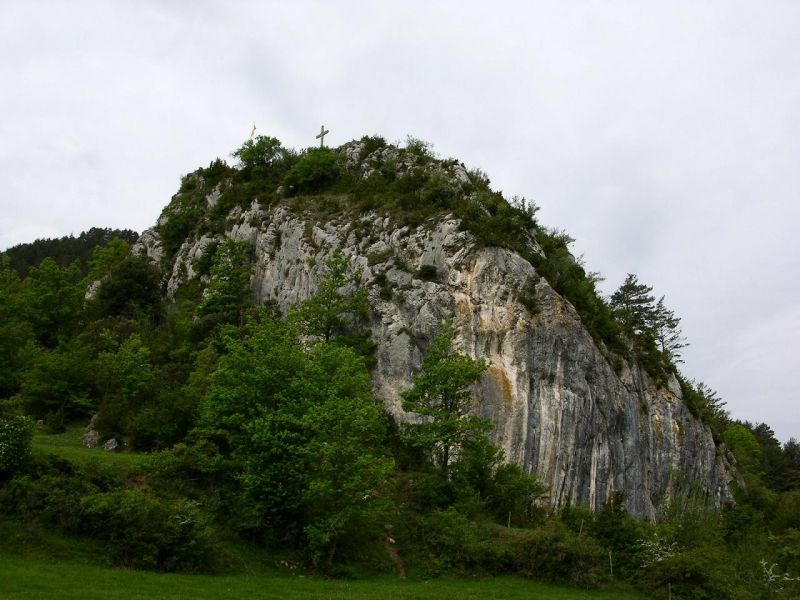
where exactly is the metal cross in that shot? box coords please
[315,125,330,148]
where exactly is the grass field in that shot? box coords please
[0,552,644,600]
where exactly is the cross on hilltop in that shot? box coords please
[316,125,330,148]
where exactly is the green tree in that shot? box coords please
[204,312,392,567]
[25,257,84,347]
[0,257,34,397]
[17,340,95,428]
[86,237,130,283]
[723,422,777,511]
[679,378,728,438]
[92,255,162,322]
[197,239,253,324]
[401,320,489,472]
[748,422,787,491]
[609,273,682,377]
[531,229,625,358]
[781,438,800,492]
[2,227,138,277]
[651,296,688,363]
[95,334,156,439]
[291,251,368,344]
[610,273,656,336]
[725,423,763,475]
[232,135,289,170]
[455,436,547,526]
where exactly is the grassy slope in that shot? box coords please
[31,423,147,473]
[0,552,644,600]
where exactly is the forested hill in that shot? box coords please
[2,227,138,276]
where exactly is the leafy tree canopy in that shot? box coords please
[401,320,489,472]
[231,136,291,170]
[290,251,368,346]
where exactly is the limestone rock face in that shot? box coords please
[132,229,164,264]
[140,200,734,519]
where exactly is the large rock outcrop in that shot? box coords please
[135,144,734,519]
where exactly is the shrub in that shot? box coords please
[0,415,34,476]
[92,255,163,322]
[0,455,118,529]
[231,136,287,169]
[367,248,393,266]
[417,264,438,281]
[283,148,341,196]
[518,277,541,315]
[456,191,537,250]
[193,241,218,276]
[518,521,607,588]
[421,172,459,208]
[637,546,736,600]
[357,135,387,161]
[405,136,435,162]
[79,487,216,572]
[401,508,483,575]
[146,441,231,497]
[158,204,205,258]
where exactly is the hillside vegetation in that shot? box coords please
[1,135,799,599]
[2,227,138,277]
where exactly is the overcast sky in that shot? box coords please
[2,1,798,441]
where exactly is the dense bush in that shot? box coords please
[636,546,736,600]
[283,148,342,196]
[0,455,119,529]
[79,487,216,572]
[518,520,607,588]
[416,264,438,281]
[404,136,436,162]
[400,509,519,576]
[158,203,205,258]
[357,134,387,161]
[231,136,287,170]
[17,341,95,424]
[146,441,232,498]
[91,255,163,322]
[456,191,538,251]
[0,415,34,476]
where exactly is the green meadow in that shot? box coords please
[0,552,643,600]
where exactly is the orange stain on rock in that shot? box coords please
[488,365,515,408]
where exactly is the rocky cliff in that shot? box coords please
[134,139,734,519]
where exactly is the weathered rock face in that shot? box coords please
[135,151,734,519]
